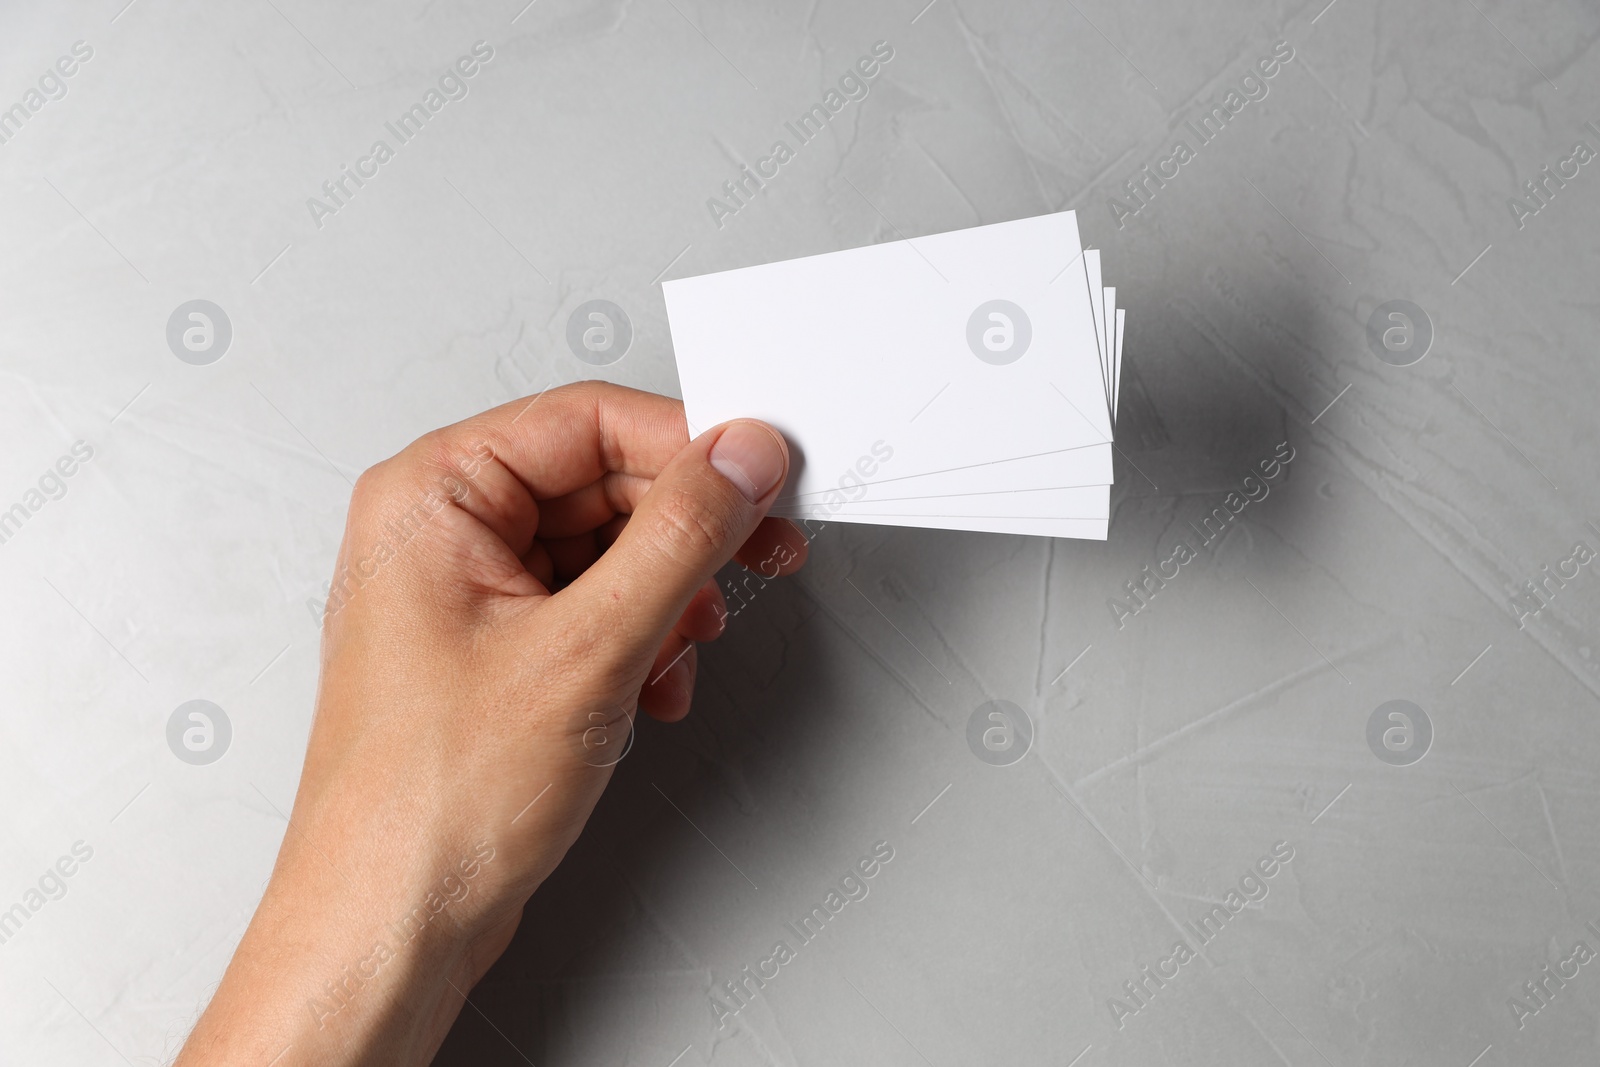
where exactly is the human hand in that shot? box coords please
[176,382,807,1066]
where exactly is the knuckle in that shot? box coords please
[651,487,735,561]
[543,379,609,417]
[349,461,394,515]
[345,434,471,548]
[409,429,470,485]
[370,431,479,504]
[552,379,603,402]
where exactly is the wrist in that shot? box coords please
[179,874,462,1066]
[179,828,509,1066]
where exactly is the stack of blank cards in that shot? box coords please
[664,210,1122,540]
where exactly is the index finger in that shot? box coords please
[469,380,689,494]
[385,381,690,559]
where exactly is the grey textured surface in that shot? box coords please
[2,0,1599,1064]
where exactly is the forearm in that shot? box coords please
[176,861,474,1067]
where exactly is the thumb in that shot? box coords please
[557,419,790,673]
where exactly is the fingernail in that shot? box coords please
[709,422,786,503]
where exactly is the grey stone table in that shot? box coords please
[2,0,1597,1064]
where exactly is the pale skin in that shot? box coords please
[175,382,806,1066]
